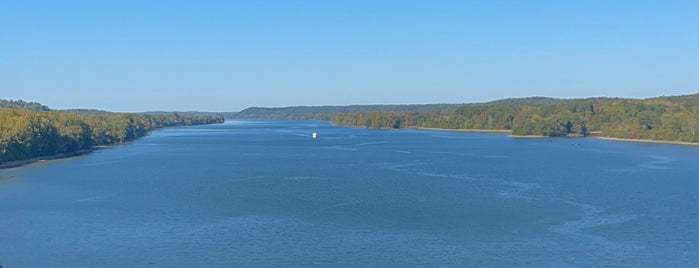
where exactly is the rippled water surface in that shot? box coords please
[1,120,699,267]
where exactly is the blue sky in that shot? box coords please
[1,0,697,112]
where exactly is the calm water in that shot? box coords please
[1,120,699,267]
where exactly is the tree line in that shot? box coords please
[1,108,224,164]
[332,94,699,142]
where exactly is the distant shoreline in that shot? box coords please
[412,127,548,138]
[411,126,699,145]
[411,127,512,133]
[0,148,101,170]
[592,136,699,146]
[3,125,696,171]
[509,134,549,138]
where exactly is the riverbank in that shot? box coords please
[412,126,550,138]
[412,126,699,145]
[0,148,100,169]
[509,134,549,138]
[593,136,699,146]
[412,127,512,133]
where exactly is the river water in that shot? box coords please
[1,120,698,267]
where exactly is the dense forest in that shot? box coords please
[332,94,699,143]
[224,104,464,120]
[0,100,224,164]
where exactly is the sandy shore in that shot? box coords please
[593,136,699,146]
[0,148,99,169]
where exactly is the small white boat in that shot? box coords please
[312,132,318,139]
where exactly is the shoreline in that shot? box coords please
[509,134,549,139]
[0,148,100,170]
[410,126,699,146]
[411,126,546,138]
[592,136,699,146]
[0,122,224,171]
[3,125,696,171]
[411,127,512,134]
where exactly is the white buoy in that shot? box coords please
[312,132,318,139]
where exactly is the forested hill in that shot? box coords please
[0,99,50,111]
[332,94,699,143]
[1,99,225,165]
[225,104,464,120]
[483,96,621,106]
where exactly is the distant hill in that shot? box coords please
[483,96,561,106]
[225,104,465,119]
[143,111,222,116]
[0,99,228,117]
[60,109,113,115]
[0,99,50,111]
[0,100,112,115]
[224,97,632,120]
[479,96,629,107]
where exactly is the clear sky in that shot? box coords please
[1,0,697,112]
